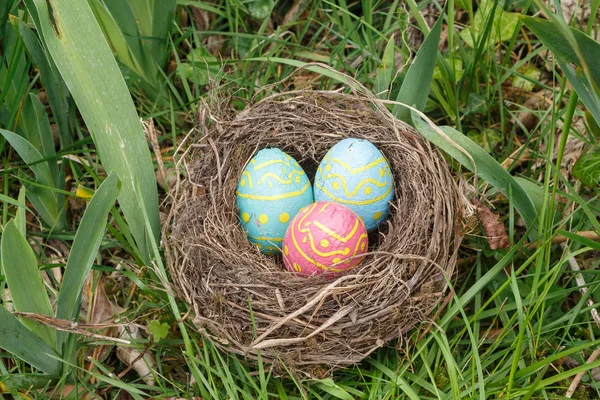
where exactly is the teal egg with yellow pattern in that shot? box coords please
[314,138,394,231]
[236,148,313,255]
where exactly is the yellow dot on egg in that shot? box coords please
[361,242,366,251]
[295,176,301,183]
[333,258,341,264]
[320,239,330,248]
[240,179,246,187]
[242,212,250,223]
[294,162,299,167]
[259,214,269,224]
[364,186,372,195]
[279,213,290,223]
[302,237,307,244]
[332,181,340,190]
[284,245,289,256]
[293,263,302,272]
[373,211,383,220]
[379,168,385,177]
[326,164,331,171]
[251,159,256,164]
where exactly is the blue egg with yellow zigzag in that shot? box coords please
[314,138,394,231]
[236,148,313,255]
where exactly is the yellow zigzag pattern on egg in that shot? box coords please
[248,234,284,242]
[253,159,290,171]
[291,203,368,272]
[322,151,387,174]
[242,171,253,188]
[317,168,389,198]
[257,169,305,185]
[315,181,392,205]
[236,181,310,200]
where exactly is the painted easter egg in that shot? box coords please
[314,138,394,231]
[282,201,368,276]
[236,148,313,255]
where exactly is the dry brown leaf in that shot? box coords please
[116,324,157,386]
[472,198,510,250]
[83,277,157,386]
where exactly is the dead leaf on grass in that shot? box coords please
[83,277,157,386]
[472,198,510,250]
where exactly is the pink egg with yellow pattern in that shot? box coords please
[282,201,368,276]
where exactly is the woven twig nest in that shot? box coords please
[164,78,465,376]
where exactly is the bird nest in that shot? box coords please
[163,80,465,377]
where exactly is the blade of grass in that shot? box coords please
[0,129,64,229]
[393,14,442,122]
[374,34,395,99]
[25,0,160,262]
[412,112,538,233]
[55,173,120,355]
[18,94,61,187]
[1,220,56,347]
[521,15,600,125]
[0,307,61,375]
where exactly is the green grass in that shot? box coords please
[1,0,600,398]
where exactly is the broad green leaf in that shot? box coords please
[0,0,16,42]
[433,57,464,82]
[178,62,210,86]
[460,0,519,48]
[561,60,600,127]
[374,34,395,99]
[412,112,538,232]
[513,177,545,213]
[573,146,600,187]
[55,173,120,353]
[0,189,31,236]
[26,0,160,263]
[14,186,27,236]
[87,0,144,80]
[587,110,600,137]
[90,0,175,86]
[180,47,219,86]
[511,64,541,92]
[148,319,170,342]
[16,19,72,148]
[0,307,61,375]
[149,0,176,67]
[393,14,442,123]
[18,94,60,186]
[521,15,600,126]
[0,373,60,392]
[127,0,175,67]
[0,129,64,229]
[0,24,30,127]
[1,220,56,347]
[248,0,275,19]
